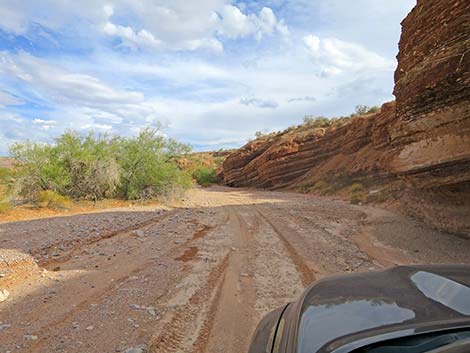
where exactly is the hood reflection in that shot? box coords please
[411,271,470,316]
[297,299,415,353]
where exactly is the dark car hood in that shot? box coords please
[295,265,470,353]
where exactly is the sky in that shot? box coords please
[0,0,416,155]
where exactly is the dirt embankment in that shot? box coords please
[220,0,470,236]
[1,187,469,353]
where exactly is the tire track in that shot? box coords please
[255,207,319,286]
[14,212,216,352]
[200,207,257,353]
[149,254,230,353]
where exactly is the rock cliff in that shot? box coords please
[221,0,470,235]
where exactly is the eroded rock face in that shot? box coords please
[391,0,470,188]
[221,0,470,234]
[223,102,399,188]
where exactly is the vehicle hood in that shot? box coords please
[295,265,470,353]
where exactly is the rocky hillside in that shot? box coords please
[221,0,470,235]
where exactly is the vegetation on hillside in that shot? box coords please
[179,152,225,187]
[253,104,381,141]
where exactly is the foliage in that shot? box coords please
[38,190,72,209]
[9,127,192,201]
[193,165,218,187]
[181,153,224,187]
[349,183,368,204]
[351,105,381,117]
[310,180,334,195]
[354,105,370,115]
[0,201,12,214]
[10,132,120,201]
[303,116,331,128]
[254,131,265,139]
[367,106,381,114]
[115,129,191,200]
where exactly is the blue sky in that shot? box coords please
[0,0,416,155]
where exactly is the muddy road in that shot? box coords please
[1,187,469,353]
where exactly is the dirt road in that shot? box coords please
[1,187,469,353]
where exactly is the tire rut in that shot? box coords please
[255,207,318,286]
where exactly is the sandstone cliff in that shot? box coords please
[221,0,470,235]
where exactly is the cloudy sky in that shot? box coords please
[0,0,416,155]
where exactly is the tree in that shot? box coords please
[355,105,370,115]
[9,127,193,202]
[115,128,191,200]
[254,131,265,139]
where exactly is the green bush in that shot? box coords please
[303,116,331,128]
[310,180,334,195]
[10,127,192,202]
[0,201,12,213]
[193,165,218,187]
[38,190,72,209]
[116,129,191,200]
[349,183,368,204]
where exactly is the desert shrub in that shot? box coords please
[367,106,381,114]
[0,201,12,213]
[0,167,10,179]
[10,132,120,201]
[10,127,192,202]
[178,152,224,188]
[349,183,368,204]
[193,165,218,187]
[350,105,381,118]
[0,167,13,199]
[297,182,314,193]
[254,131,265,139]
[303,116,331,128]
[354,105,370,115]
[116,128,192,200]
[38,190,72,209]
[310,180,334,195]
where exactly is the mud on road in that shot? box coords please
[1,187,469,353]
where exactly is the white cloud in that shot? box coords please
[303,34,395,75]
[33,118,56,125]
[103,22,163,50]
[288,96,316,103]
[217,5,287,40]
[0,1,287,53]
[0,52,145,108]
[240,97,278,109]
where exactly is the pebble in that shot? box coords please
[23,334,38,340]
[0,323,11,330]
[124,344,147,353]
[0,289,10,302]
[132,230,145,237]
[86,325,94,331]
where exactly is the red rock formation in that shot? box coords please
[221,0,470,234]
